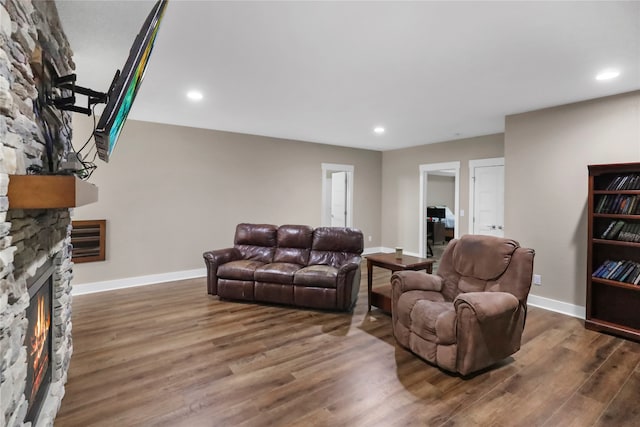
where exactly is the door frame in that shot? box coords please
[468,157,504,235]
[321,163,354,227]
[419,161,460,258]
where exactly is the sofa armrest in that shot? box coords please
[203,248,241,295]
[453,292,519,323]
[391,270,443,293]
[337,260,362,310]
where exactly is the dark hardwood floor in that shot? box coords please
[55,267,640,426]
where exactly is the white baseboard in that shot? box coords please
[71,265,586,320]
[72,268,206,296]
[363,247,386,255]
[527,294,585,319]
[370,246,420,257]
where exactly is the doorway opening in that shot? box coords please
[419,162,460,258]
[321,163,354,227]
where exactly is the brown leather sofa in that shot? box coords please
[203,223,364,311]
[391,235,535,376]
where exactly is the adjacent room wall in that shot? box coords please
[71,116,382,285]
[381,134,504,253]
[427,174,455,208]
[505,90,640,309]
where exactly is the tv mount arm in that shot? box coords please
[49,74,107,115]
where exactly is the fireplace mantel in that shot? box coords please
[7,175,98,209]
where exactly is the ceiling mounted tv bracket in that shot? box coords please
[49,74,107,115]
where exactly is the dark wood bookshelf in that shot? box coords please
[587,163,640,342]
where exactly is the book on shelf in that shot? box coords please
[605,173,640,191]
[620,264,639,283]
[606,260,628,280]
[596,195,608,213]
[617,223,632,240]
[609,221,626,240]
[594,260,619,279]
[613,261,633,281]
[593,259,640,284]
[600,220,617,239]
[626,265,640,284]
[607,176,623,190]
[592,261,610,277]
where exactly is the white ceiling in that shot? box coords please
[55,0,640,151]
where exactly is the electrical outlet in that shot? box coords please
[460,209,465,217]
[368,235,372,242]
[533,274,542,286]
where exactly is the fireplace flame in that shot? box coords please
[29,294,51,403]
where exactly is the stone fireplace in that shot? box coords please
[1,1,76,426]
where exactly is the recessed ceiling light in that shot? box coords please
[187,90,203,101]
[596,69,620,81]
[374,126,385,134]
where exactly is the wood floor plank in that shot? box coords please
[54,271,640,427]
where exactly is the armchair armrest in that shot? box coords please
[391,270,443,293]
[203,248,241,295]
[453,291,519,323]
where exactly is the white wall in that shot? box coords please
[427,174,455,209]
[505,90,640,307]
[72,116,382,285]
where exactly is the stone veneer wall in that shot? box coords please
[0,1,75,426]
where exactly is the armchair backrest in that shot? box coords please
[309,227,364,268]
[436,235,535,304]
[274,224,313,265]
[234,223,277,263]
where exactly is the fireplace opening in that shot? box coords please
[25,259,55,425]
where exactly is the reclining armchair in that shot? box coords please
[391,235,535,376]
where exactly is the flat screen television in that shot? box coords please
[94,0,168,162]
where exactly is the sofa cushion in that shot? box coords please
[218,260,265,281]
[309,227,363,268]
[234,223,277,263]
[293,265,338,288]
[274,224,313,265]
[255,262,302,284]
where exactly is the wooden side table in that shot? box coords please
[366,253,435,314]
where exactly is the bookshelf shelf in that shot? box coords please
[592,239,640,249]
[593,214,640,220]
[587,163,640,342]
[593,190,640,195]
[591,277,640,292]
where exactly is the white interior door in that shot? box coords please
[321,163,353,227]
[330,171,347,227]
[472,163,504,237]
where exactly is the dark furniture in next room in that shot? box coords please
[427,206,447,256]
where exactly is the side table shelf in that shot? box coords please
[366,253,434,314]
